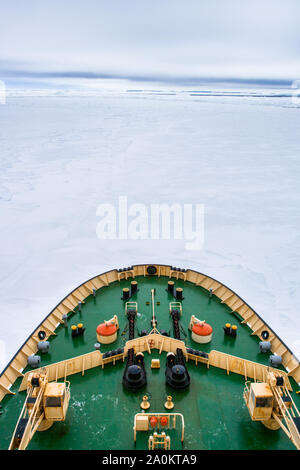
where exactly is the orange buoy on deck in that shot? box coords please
[149,416,158,428]
[160,416,168,426]
[192,321,213,344]
[96,322,117,344]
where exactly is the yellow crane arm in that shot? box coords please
[9,379,47,450]
[272,385,300,450]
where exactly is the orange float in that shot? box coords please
[96,323,117,344]
[149,416,158,428]
[160,416,168,426]
[192,321,213,344]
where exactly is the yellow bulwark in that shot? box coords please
[18,339,292,394]
[208,350,292,391]
[124,332,187,357]
[0,264,299,402]
[19,351,103,392]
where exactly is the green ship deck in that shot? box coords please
[0,264,299,450]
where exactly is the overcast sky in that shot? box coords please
[1,0,300,82]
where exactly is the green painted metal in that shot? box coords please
[0,275,299,450]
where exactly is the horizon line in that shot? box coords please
[0,68,296,87]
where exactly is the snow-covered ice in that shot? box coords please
[0,83,300,369]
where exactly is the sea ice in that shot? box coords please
[0,83,299,368]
